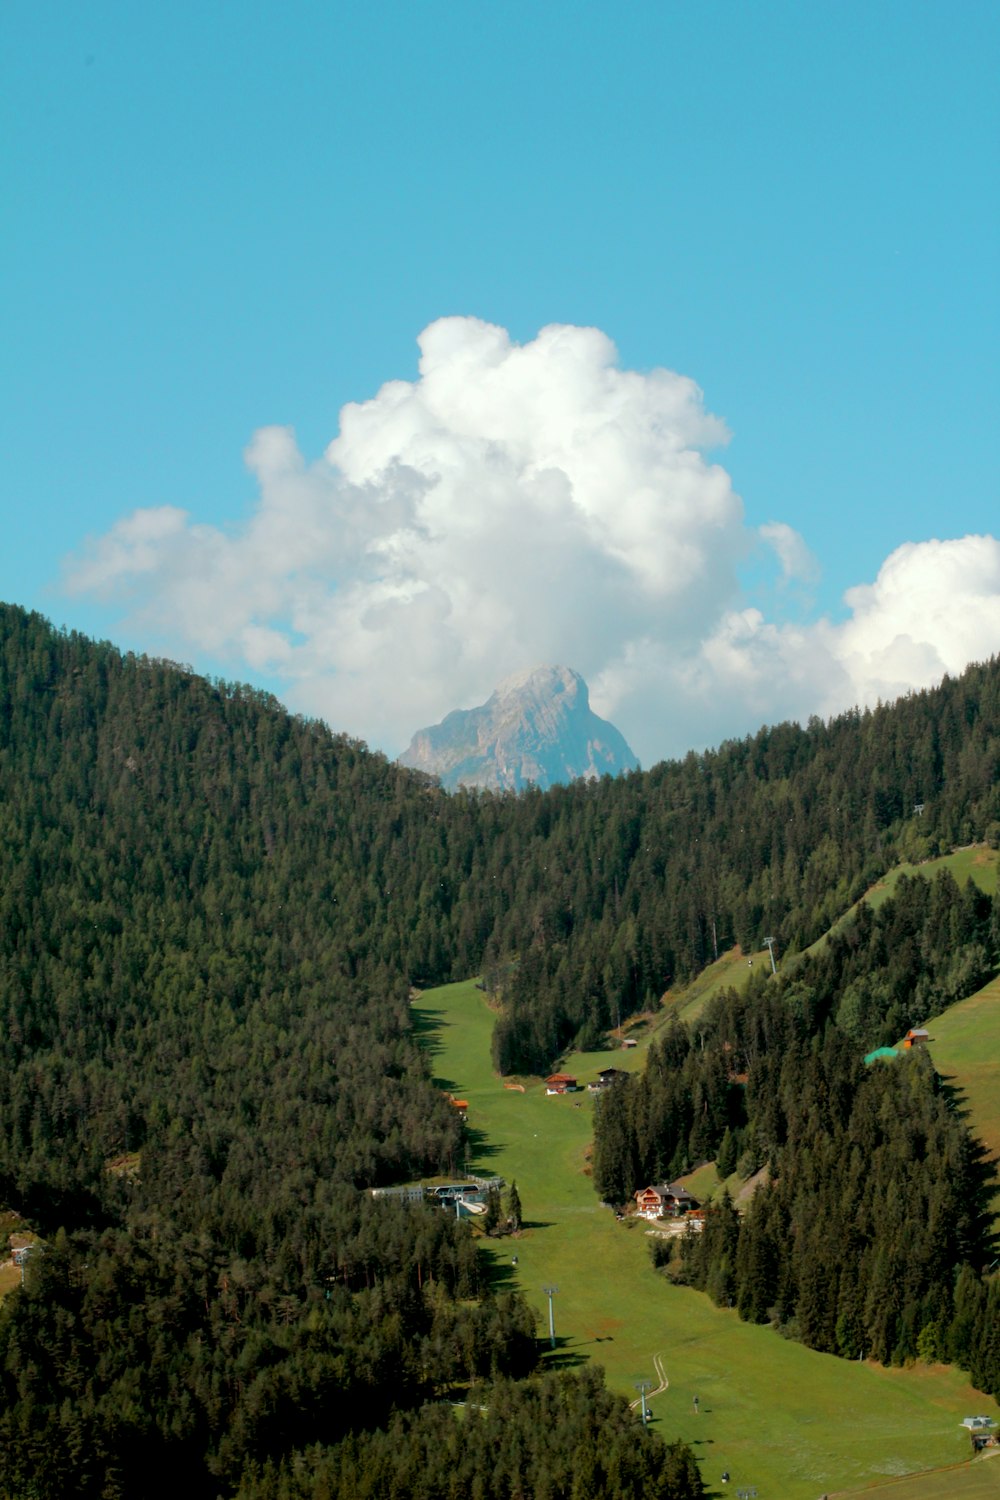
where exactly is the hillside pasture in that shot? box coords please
[415,978,999,1500]
[921,973,1000,1226]
[796,846,1000,962]
[661,945,768,1025]
[833,1451,1000,1498]
[865,846,1000,911]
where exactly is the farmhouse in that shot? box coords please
[545,1072,578,1095]
[634,1182,698,1219]
[588,1067,628,1092]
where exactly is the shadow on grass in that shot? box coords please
[463,1125,504,1162]
[477,1244,520,1291]
[413,1006,468,1075]
[938,1072,974,1124]
[936,1075,1000,1251]
[411,1003,450,1049]
[540,1337,587,1370]
[411,1005,463,1093]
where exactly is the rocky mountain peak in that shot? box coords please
[398,666,639,792]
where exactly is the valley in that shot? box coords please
[2,606,1000,1496]
[414,953,1000,1498]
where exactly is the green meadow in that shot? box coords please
[865,846,1000,912]
[828,1453,1000,1499]
[797,846,1000,961]
[863,845,1000,1231]
[923,974,1000,1230]
[414,978,1000,1500]
[661,945,770,1025]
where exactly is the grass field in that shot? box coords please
[922,974,1000,1227]
[797,846,1000,962]
[865,846,1000,911]
[661,946,769,1026]
[414,978,1000,1500]
[829,1452,1000,1499]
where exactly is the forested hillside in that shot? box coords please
[485,665,1000,1073]
[12,604,1000,1090]
[0,606,700,1498]
[2,602,999,1491]
[591,873,1000,1398]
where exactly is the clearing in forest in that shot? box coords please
[797,845,1000,961]
[866,846,1000,910]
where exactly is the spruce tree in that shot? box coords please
[506,1179,522,1233]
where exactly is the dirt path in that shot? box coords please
[629,1351,669,1409]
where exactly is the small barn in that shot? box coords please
[589,1067,628,1092]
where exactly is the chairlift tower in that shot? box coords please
[634,1379,651,1424]
[763,936,777,975]
[542,1285,559,1348]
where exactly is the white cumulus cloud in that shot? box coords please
[63,318,1000,764]
[759,520,820,584]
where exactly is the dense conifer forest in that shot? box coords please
[0,607,704,1497]
[1,601,999,1493]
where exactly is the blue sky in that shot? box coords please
[4,2,999,763]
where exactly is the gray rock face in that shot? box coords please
[398,666,639,792]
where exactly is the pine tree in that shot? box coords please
[483,1185,502,1236]
[716,1126,737,1179]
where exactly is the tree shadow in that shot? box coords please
[463,1125,504,1163]
[410,1006,459,1086]
[477,1244,520,1290]
[935,1075,1000,1255]
[937,1072,974,1123]
[540,1338,587,1370]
